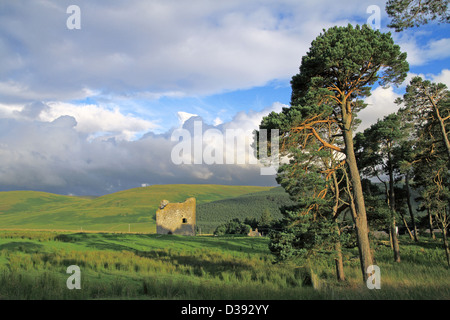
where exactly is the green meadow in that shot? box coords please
[0,184,449,300]
[0,230,449,300]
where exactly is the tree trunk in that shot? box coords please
[432,101,450,162]
[388,151,401,263]
[342,101,373,281]
[443,227,450,268]
[428,209,436,239]
[331,171,345,281]
[334,224,346,281]
[405,172,419,241]
[400,212,414,240]
[390,221,401,262]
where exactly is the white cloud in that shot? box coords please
[177,111,198,126]
[425,38,450,62]
[358,86,403,131]
[0,102,283,195]
[42,102,158,140]
[0,0,387,103]
[3,101,159,141]
[358,69,450,132]
[213,117,223,126]
[396,34,450,66]
[7,0,450,194]
[430,69,450,87]
[0,103,23,118]
[400,69,450,88]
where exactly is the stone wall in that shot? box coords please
[156,197,196,236]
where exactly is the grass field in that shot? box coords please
[0,185,448,300]
[0,230,449,300]
[0,184,273,233]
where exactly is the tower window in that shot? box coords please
[182,218,188,224]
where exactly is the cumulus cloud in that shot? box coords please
[395,33,450,66]
[2,0,449,195]
[177,111,198,126]
[0,0,387,103]
[358,69,450,132]
[1,101,159,141]
[0,102,283,195]
[14,101,50,119]
[358,86,403,131]
[39,102,159,140]
[399,69,450,90]
[429,69,450,87]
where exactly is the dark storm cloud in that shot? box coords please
[0,104,282,195]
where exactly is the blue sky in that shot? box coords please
[0,0,449,195]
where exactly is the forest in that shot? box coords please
[197,187,296,234]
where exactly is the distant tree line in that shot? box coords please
[212,208,280,236]
[196,188,295,234]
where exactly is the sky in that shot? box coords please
[0,0,449,196]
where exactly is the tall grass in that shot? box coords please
[0,231,448,299]
[0,231,315,299]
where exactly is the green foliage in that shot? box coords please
[355,113,408,176]
[269,209,342,262]
[260,24,410,283]
[197,187,295,234]
[400,77,450,228]
[213,219,251,236]
[269,157,348,263]
[290,24,408,108]
[361,179,393,231]
[355,112,413,222]
[258,208,275,234]
[386,0,450,32]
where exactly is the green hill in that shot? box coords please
[197,187,296,234]
[0,185,273,233]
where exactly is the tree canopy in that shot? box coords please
[386,0,450,32]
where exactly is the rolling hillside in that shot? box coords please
[0,185,273,233]
[197,187,296,234]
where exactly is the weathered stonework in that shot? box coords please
[156,197,196,236]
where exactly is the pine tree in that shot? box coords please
[397,77,450,163]
[286,24,408,281]
[355,113,409,262]
[407,92,450,266]
[386,0,450,32]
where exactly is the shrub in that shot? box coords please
[213,219,251,236]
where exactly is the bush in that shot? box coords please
[213,219,251,236]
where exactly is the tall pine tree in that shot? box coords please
[288,24,408,281]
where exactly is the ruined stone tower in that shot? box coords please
[156,197,196,236]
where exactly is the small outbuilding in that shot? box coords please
[247,228,262,237]
[156,198,196,236]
